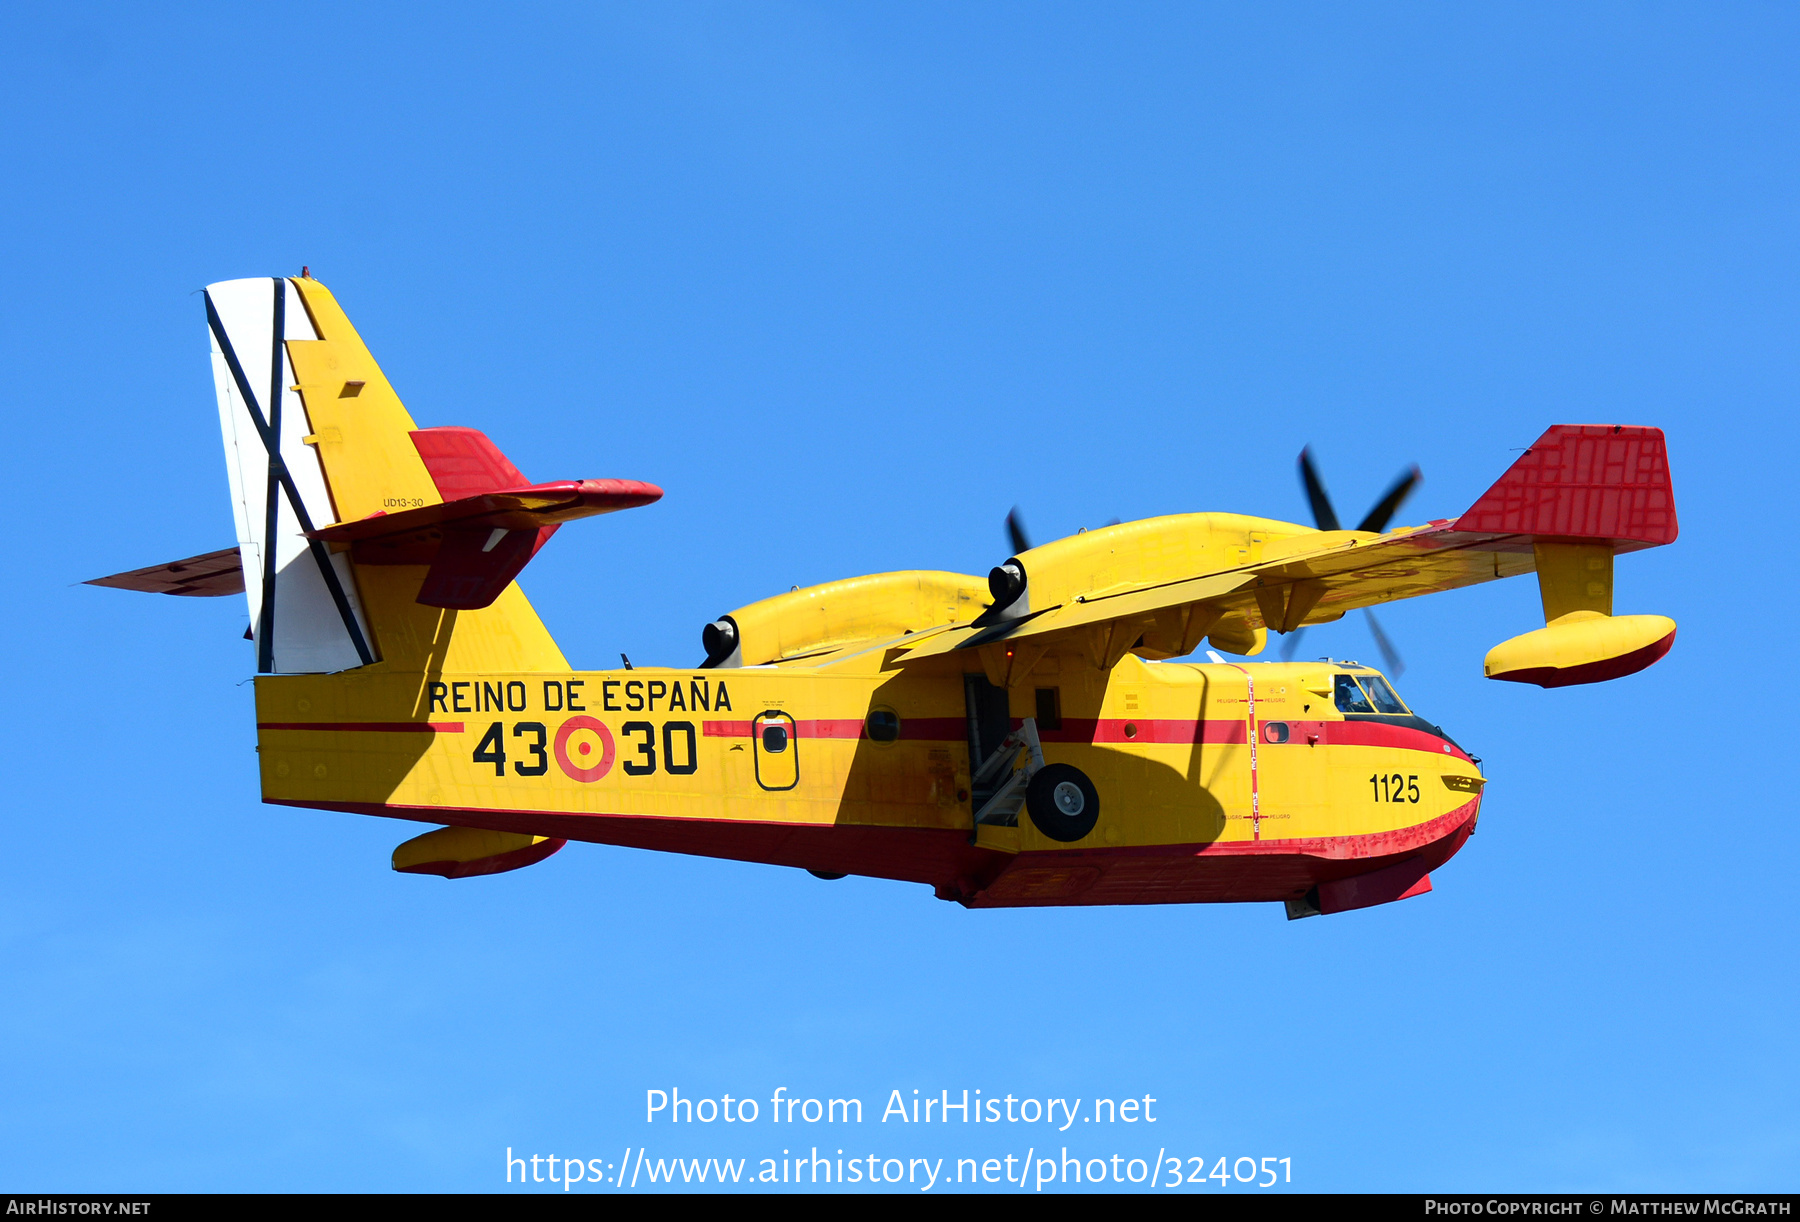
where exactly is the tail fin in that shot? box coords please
[205,275,659,674]
[208,276,376,673]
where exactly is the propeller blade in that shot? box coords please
[1354,465,1422,534]
[1297,448,1341,532]
[1280,626,1307,661]
[1364,609,1405,678]
[1006,508,1031,556]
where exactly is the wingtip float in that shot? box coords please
[88,276,1678,917]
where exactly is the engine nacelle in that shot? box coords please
[980,513,1313,657]
[701,571,989,668]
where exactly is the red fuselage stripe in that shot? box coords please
[257,721,466,733]
[257,716,1460,760]
[699,715,1463,758]
[276,794,1480,863]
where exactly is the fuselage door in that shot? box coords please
[964,675,1012,811]
[753,710,799,791]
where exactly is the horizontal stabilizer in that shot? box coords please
[309,476,662,610]
[309,479,661,546]
[296,423,663,610]
[86,547,245,597]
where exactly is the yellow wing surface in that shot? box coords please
[882,425,1678,683]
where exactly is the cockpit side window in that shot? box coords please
[1333,674,1375,713]
[1359,673,1409,714]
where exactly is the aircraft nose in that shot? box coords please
[1423,720,1475,766]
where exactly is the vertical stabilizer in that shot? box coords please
[208,275,569,677]
[208,277,375,673]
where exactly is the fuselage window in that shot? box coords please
[1333,674,1375,714]
[762,724,790,753]
[866,710,900,743]
[1263,721,1290,744]
[1359,673,1409,715]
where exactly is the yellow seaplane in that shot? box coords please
[90,276,1679,918]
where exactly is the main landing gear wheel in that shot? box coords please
[1025,763,1100,843]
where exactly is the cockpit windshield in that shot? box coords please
[1333,672,1411,715]
[1358,673,1409,714]
[1332,674,1374,713]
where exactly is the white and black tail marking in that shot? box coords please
[206,277,373,673]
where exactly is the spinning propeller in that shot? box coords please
[1002,506,1116,557]
[1006,507,1030,556]
[1283,448,1421,675]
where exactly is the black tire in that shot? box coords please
[1025,764,1100,843]
[808,869,847,881]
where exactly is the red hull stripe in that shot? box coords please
[700,717,969,740]
[702,715,1464,758]
[273,796,1480,907]
[258,716,1460,759]
[278,792,1477,864]
[899,717,971,741]
[1066,717,1466,758]
[1096,797,1477,861]
[257,721,466,733]
[1063,717,1255,745]
[1319,721,1470,761]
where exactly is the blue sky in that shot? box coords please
[1,2,1794,1192]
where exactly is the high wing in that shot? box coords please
[887,424,1677,672]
